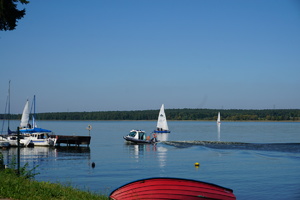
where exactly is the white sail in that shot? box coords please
[217,112,221,124]
[157,104,169,131]
[20,100,30,128]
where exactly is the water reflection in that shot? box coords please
[217,124,221,141]
[125,143,154,159]
[156,145,168,168]
[1,147,56,163]
[55,146,91,155]
[0,146,91,166]
[134,144,144,159]
[124,143,168,169]
[156,133,169,142]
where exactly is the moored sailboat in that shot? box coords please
[153,104,170,133]
[19,95,56,147]
[0,81,31,147]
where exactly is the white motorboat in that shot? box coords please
[123,130,157,144]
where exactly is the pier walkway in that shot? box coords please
[51,135,91,147]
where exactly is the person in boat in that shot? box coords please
[150,133,158,143]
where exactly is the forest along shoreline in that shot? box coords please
[1,109,299,121]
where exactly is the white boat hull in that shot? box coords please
[0,140,10,147]
[1,135,25,147]
[29,139,54,146]
[123,130,157,144]
[24,135,56,146]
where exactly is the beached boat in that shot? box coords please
[110,177,236,200]
[153,104,170,133]
[123,130,157,144]
[19,96,56,147]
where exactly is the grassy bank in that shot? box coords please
[0,170,109,200]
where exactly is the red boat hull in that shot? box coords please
[110,177,236,200]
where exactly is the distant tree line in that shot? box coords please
[1,109,300,121]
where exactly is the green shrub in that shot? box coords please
[0,170,108,200]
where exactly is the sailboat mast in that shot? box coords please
[34,95,36,116]
[8,80,11,129]
[33,95,36,128]
[1,81,10,134]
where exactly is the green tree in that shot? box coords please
[0,0,29,31]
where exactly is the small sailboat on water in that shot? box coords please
[217,112,221,124]
[153,104,170,133]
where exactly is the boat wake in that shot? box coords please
[162,141,300,153]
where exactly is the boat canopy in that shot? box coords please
[129,130,146,140]
[20,127,52,133]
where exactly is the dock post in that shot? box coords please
[17,127,20,176]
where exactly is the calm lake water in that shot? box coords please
[1,120,300,199]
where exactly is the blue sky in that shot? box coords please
[1,0,300,113]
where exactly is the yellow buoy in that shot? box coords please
[194,162,200,167]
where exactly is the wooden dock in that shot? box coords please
[51,135,91,147]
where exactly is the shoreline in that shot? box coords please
[0,169,108,200]
[3,119,300,122]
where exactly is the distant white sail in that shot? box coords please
[20,100,30,128]
[157,104,169,131]
[217,112,221,124]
